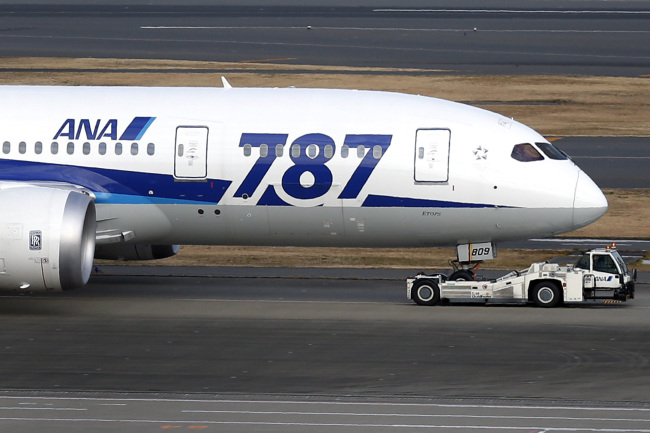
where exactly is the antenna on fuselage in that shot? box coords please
[221,76,232,89]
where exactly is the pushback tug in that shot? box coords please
[407,244,636,307]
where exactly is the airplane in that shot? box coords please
[0,82,607,291]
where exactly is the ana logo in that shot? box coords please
[29,230,42,251]
[596,276,614,282]
[53,117,156,141]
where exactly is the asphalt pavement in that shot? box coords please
[0,1,649,75]
[1,268,649,433]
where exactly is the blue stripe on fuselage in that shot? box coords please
[362,194,507,208]
[0,161,507,208]
[0,160,231,204]
[94,192,216,205]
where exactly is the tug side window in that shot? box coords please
[575,254,590,270]
[592,254,618,274]
[511,143,544,162]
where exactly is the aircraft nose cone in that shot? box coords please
[573,171,608,229]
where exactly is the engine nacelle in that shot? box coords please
[0,185,96,291]
[95,244,180,261]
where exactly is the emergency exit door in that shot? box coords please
[175,126,208,179]
[414,129,450,182]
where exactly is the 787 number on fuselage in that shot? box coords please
[233,133,392,203]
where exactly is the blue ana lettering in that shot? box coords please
[75,119,101,140]
[54,118,118,140]
[97,119,118,140]
[53,117,155,141]
[53,119,75,139]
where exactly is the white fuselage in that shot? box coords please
[0,85,607,249]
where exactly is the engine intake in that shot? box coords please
[0,185,96,291]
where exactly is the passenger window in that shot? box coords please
[260,143,268,158]
[67,142,74,155]
[99,142,107,155]
[83,142,91,155]
[536,142,568,160]
[324,144,333,159]
[131,143,138,156]
[373,145,382,159]
[115,142,123,155]
[147,143,155,156]
[51,142,59,155]
[511,143,544,162]
[275,143,284,157]
[593,255,618,274]
[307,144,318,159]
[19,142,26,154]
[2,141,9,154]
[243,143,251,157]
[291,143,300,158]
[357,146,365,158]
[34,141,43,154]
[341,144,349,158]
[418,147,424,160]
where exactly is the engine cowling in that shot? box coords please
[94,244,180,261]
[0,185,96,291]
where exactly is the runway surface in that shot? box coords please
[0,267,649,432]
[0,1,649,75]
[1,395,650,433]
[552,137,650,189]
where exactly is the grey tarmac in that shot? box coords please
[552,137,650,189]
[0,1,649,76]
[0,267,649,432]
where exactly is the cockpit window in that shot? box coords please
[511,143,544,162]
[536,142,568,160]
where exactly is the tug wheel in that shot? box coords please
[532,281,561,308]
[412,280,440,306]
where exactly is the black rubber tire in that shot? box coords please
[532,281,562,308]
[412,280,440,306]
[449,270,474,281]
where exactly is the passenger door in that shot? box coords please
[414,129,450,182]
[175,126,208,179]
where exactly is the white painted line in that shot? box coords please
[374,9,650,15]
[183,409,650,423]
[1,417,650,432]
[1,396,650,413]
[0,407,86,411]
[529,238,649,244]
[141,25,650,34]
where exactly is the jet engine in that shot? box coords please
[0,185,96,291]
